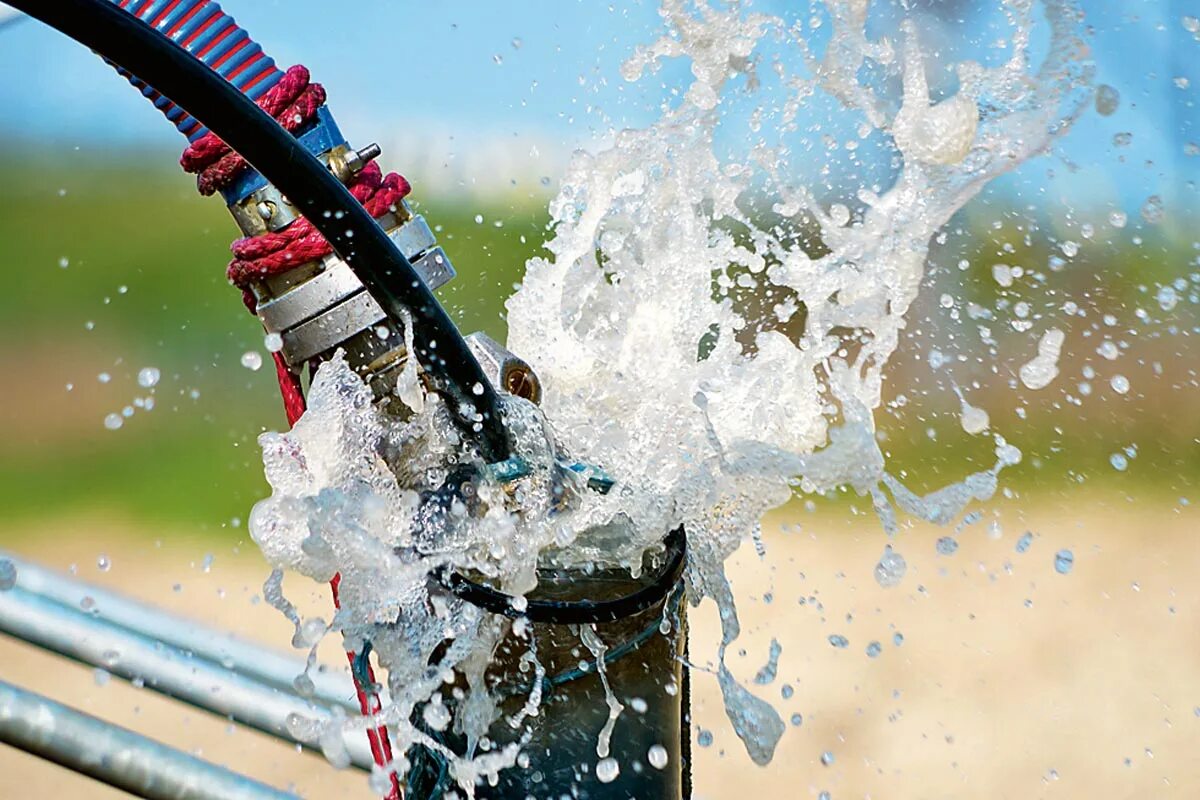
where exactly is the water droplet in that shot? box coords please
[58,256,69,269]
[866,641,882,658]
[241,351,263,371]
[264,333,284,353]
[828,634,849,648]
[1110,374,1130,394]
[1140,195,1164,225]
[93,668,110,686]
[422,698,451,732]
[137,367,160,388]
[103,413,123,431]
[790,713,804,726]
[892,632,904,646]
[1054,549,1074,575]
[874,546,907,587]
[821,750,835,766]
[97,554,111,572]
[596,757,620,783]
[818,792,832,800]
[1095,84,1120,115]
[511,37,523,50]
[781,684,794,699]
[474,214,484,224]
[97,372,111,384]
[292,674,315,697]
[492,53,504,65]
[368,768,396,795]
[992,263,1014,287]
[1108,210,1127,228]
[1019,329,1066,390]
[1156,285,1178,311]
[1016,532,1033,553]
[959,399,990,435]
[936,536,958,556]
[647,745,669,769]
[697,729,713,747]
[1110,452,1128,471]
[0,559,16,591]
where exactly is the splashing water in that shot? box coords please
[248,0,1092,790]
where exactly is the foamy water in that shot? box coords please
[249,0,1094,793]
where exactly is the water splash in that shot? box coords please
[249,0,1093,788]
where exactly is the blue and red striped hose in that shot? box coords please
[111,0,283,141]
[103,2,404,796]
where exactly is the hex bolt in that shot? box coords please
[344,143,382,175]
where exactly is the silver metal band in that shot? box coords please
[259,216,454,369]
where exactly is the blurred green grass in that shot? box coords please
[0,154,1195,538]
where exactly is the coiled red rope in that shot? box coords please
[227,162,410,287]
[181,65,325,196]
[185,63,405,800]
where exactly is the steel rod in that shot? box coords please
[0,582,376,770]
[0,678,301,800]
[1,550,360,712]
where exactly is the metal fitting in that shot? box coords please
[232,143,391,237]
[257,217,454,369]
[341,142,382,178]
[464,332,542,404]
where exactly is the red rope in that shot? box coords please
[227,162,410,287]
[181,65,326,195]
[191,64,406,800]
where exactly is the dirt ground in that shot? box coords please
[1,492,1197,799]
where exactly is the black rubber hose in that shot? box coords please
[9,0,510,463]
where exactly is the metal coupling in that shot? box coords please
[464,332,542,403]
[249,205,456,397]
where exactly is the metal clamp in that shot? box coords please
[254,212,454,371]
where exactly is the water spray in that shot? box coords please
[2,0,690,797]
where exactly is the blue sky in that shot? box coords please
[0,1,1194,217]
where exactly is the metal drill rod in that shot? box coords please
[0,550,359,712]
[0,678,301,800]
[0,584,376,770]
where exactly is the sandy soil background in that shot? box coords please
[1,492,1197,799]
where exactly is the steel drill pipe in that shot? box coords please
[1,550,360,712]
[0,678,301,800]
[0,583,376,770]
